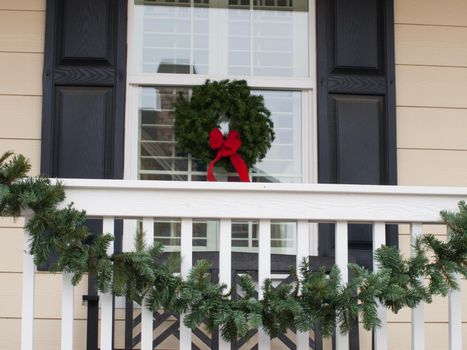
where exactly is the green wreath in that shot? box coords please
[173,80,275,172]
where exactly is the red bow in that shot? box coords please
[207,128,250,182]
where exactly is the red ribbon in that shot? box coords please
[207,128,250,182]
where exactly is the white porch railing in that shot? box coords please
[21,180,466,350]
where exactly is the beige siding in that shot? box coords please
[395,24,467,67]
[395,0,467,27]
[0,0,46,11]
[395,0,467,187]
[0,10,45,53]
[0,53,43,96]
[0,2,46,349]
[392,0,467,346]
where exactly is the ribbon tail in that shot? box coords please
[207,152,223,181]
[230,154,250,182]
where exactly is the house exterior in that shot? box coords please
[0,0,466,349]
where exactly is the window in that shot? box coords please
[125,0,316,254]
[125,0,317,184]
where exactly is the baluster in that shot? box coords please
[449,273,462,350]
[258,219,271,350]
[373,222,387,350]
[219,219,232,350]
[180,218,193,349]
[141,218,155,350]
[21,214,34,350]
[335,221,349,350]
[410,223,424,350]
[296,220,310,350]
[100,217,115,350]
[61,272,74,350]
[122,219,137,252]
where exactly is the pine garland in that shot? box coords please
[1,151,466,342]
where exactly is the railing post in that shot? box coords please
[100,217,115,350]
[21,214,34,350]
[410,223,424,350]
[373,222,387,350]
[180,218,193,349]
[335,221,349,350]
[218,219,232,350]
[258,219,271,350]
[141,218,155,350]
[296,220,310,350]
[449,273,462,350]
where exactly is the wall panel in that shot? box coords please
[0,10,45,52]
[0,0,45,11]
[397,107,467,150]
[395,0,467,26]
[0,96,42,139]
[397,65,467,108]
[0,53,43,96]
[396,24,467,67]
[398,149,467,186]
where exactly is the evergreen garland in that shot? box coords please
[173,80,275,170]
[1,151,466,342]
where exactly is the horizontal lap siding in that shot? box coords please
[0,3,74,350]
[395,0,467,187]
[391,0,467,348]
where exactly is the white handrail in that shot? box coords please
[57,179,467,222]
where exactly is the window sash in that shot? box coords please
[125,0,317,183]
[127,0,317,89]
[130,0,312,78]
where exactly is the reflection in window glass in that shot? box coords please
[147,219,295,255]
[133,0,309,77]
[153,219,181,248]
[138,87,302,182]
[150,219,219,252]
[231,221,295,255]
[271,221,295,254]
[232,221,258,250]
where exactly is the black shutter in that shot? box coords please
[41,2,127,349]
[41,0,127,179]
[317,0,397,264]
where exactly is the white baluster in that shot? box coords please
[21,214,34,350]
[296,220,310,350]
[100,217,115,350]
[258,219,271,350]
[410,223,424,350]
[373,222,387,350]
[61,272,74,350]
[219,219,232,350]
[122,219,137,252]
[180,218,193,349]
[449,273,462,350]
[335,221,349,350]
[141,218,155,350]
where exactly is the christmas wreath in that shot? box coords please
[174,80,275,181]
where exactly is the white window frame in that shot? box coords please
[124,0,318,184]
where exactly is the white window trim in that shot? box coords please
[124,0,318,184]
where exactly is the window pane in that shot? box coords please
[138,86,302,182]
[133,0,309,77]
[270,221,296,254]
[252,90,302,183]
